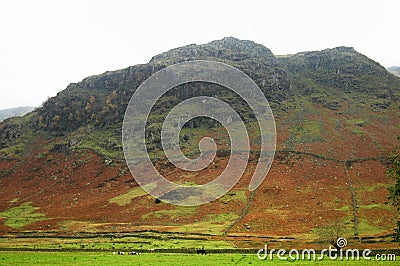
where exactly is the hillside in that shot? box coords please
[0,37,399,249]
[0,106,34,123]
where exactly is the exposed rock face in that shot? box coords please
[0,123,22,148]
[0,37,399,149]
[150,37,275,65]
[35,37,292,133]
[51,142,71,154]
[279,46,398,95]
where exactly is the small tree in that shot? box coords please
[316,223,347,248]
[388,136,400,242]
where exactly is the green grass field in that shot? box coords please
[0,252,397,266]
[0,234,234,250]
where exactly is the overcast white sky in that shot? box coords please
[0,0,399,109]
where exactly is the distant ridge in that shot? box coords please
[387,66,400,77]
[0,106,34,122]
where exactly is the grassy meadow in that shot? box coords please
[0,251,397,266]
